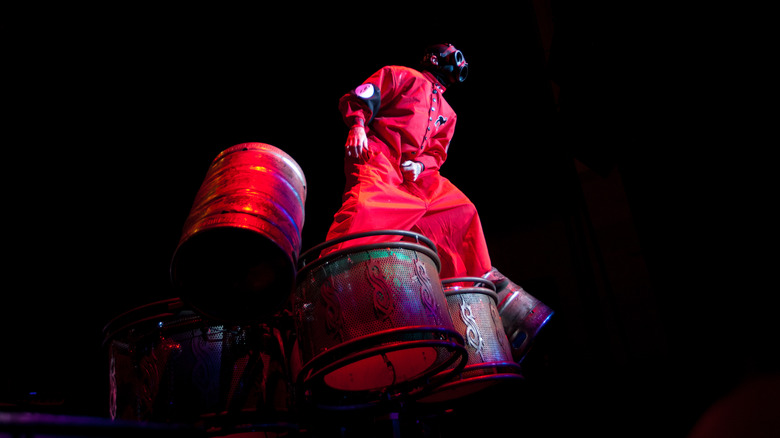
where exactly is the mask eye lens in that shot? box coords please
[454,51,465,66]
[458,64,469,82]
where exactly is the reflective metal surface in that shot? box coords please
[170,142,307,322]
[417,277,523,404]
[483,267,554,363]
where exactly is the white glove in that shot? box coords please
[401,160,423,182]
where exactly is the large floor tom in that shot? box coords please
[292,230,467,410]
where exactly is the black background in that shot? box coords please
[1,3,773,437]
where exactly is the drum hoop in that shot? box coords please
[301,337,468,390]
[297,241,441,275]
[421,372,525,403]
[300,342,468,412]
[443,288,499,303]
[441,277,496,291]
[297,230,439,269]
[441,277,498,303]
[296,326,468,410]
[102,298,188,346]
[418,360,524,403]
[297,325,466,384]
[458,360,524,375]
[436,368,525,388]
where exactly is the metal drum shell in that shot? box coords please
[170,142,307,323]
[417,277,523,404]
[103,298,295,431]
[292,230,467,411]
[495,279,554,363]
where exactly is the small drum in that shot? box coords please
[103,298,295,433]
[417,278,524,404]
[495,278,554,363]
[292,230,467,410]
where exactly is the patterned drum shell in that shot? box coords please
[417,278,524,404]
[292,230,467,410]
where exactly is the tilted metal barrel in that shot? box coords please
[170,142,306,323]
[483,267,554,363]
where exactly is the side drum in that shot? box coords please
[496,278,554,363]
[417,278,524,404]
[104,298,295,433]
[292,230,467,410]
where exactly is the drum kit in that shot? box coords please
[103,143,554,437]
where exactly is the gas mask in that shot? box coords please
[421,43,469,85]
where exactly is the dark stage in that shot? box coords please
[2,3,775,437]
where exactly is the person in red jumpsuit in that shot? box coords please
[324,44,553,361]
[324,43,488,279]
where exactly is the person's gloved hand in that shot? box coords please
[401,160,423,182]
[345,126,370,159]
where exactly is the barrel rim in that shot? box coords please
[295,326,468,411]
[297,230,440,273]
[298,241,441,277]
[214,142,307,194]
[441,277,499,303]
[170,224,298,286]
[441,277,496,291]
[102,297,189,346]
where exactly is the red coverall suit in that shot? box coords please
[323,65,492,279]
